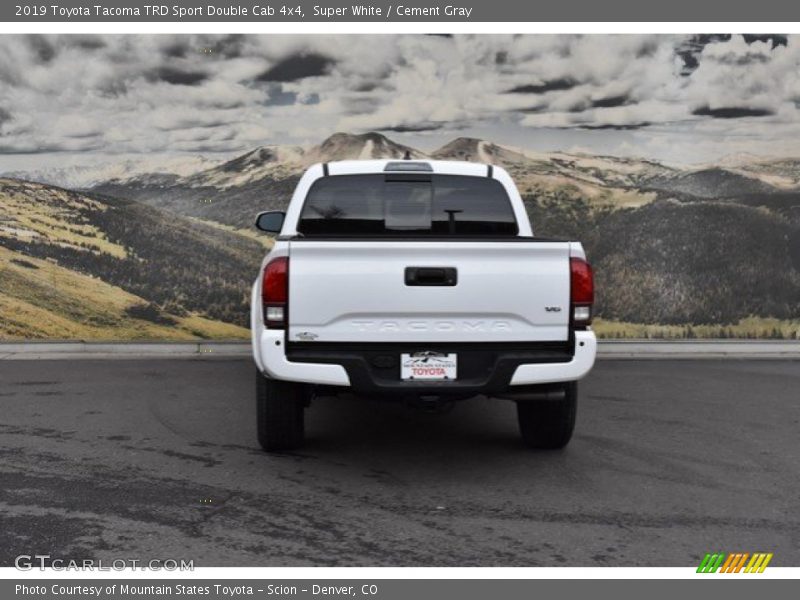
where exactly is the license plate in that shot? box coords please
[401,352,457,380]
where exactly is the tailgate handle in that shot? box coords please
[405,267,457,286]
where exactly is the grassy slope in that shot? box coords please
[0,178,260,340]
[594,317,800,340]
[0,178,128,257]
[0,246,247,340]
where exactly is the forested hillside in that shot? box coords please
[0,178,264,338]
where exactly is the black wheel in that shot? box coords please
[256,370,307,451]
[516,381,577,449]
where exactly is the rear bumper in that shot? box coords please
[255,329,351,386]
[254,330,597,393]
[510,331,596,385]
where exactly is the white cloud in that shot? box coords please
[0,34,798,164]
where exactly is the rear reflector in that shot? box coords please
[573,305,591,323]
[262,257,288,329]
[265,306,284,322]
[570,257,594,325]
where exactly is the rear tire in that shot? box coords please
[516,381,577,449]
[256,370,307,451]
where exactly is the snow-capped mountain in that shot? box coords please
[304,131,426,163]
[182,145,306,189]
[2,155,223,190]
[431,137,532,166]
[9,130,797,233]
[120,132,426,191]
[11,130,798,200]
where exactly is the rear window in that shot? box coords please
[297,174,518,236]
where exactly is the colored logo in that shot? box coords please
[697,552,773,573]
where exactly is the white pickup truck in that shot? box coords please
[251,159,596,451]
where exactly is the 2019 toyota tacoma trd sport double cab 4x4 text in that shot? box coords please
[251,159,596,451]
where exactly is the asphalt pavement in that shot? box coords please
[0,358,798,567]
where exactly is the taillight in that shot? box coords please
[570,256,594,326]
[262,257,288,329]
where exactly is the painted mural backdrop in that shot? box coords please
[1,34,799,339]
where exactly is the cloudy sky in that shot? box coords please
[0,33,798,170]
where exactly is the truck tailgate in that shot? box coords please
[287,240,571,343]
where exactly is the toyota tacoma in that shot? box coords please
[251,159,596,451]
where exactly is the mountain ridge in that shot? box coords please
[126,131,800,195]
[7,131,800,198]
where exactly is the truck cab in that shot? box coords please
[252,159,596,451]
